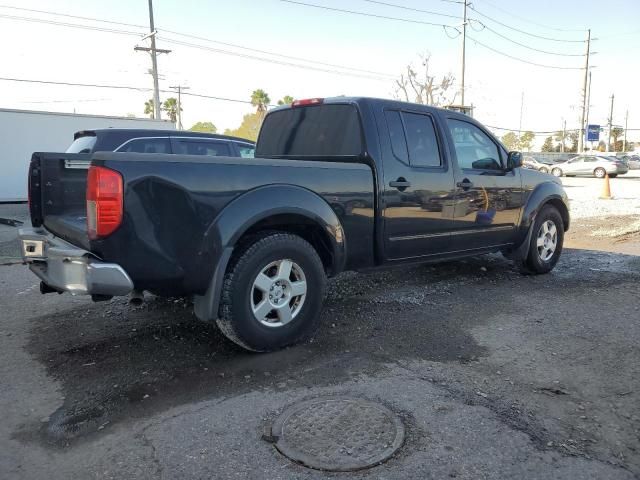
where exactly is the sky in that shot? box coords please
[0,0,639,147]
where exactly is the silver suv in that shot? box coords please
[550,155,629,178]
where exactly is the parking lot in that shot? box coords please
[1,172,639,479]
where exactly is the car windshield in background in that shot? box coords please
[257,104,363,157]
[65,135,97,153]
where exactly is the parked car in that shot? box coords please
[550,155,629,178]
[620,154,640,170]
[20,97,570,352]
[522,156,552,173]
[66,129,255,158]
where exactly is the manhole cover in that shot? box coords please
[270,397,404,471]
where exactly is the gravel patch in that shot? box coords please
[561,172,640,219]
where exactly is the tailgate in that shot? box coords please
[29,152,91,249]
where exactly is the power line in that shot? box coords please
[474,0,586,33]
[280,0,455,28]
[469,19,585,56]
[158,36,393,81]
[0,5,398,82]
[0,13,142,36]
[0,4,147,29]
[468,5,585,43]
[359,0,460,19]
[466,35,583,70]
[159,29,396,78]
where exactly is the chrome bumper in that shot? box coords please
[18,227,133,297]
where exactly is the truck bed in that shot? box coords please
[29,151,376,294]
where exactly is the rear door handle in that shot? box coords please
[456,179,474,190]
[389,178,411,189]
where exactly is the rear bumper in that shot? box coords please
[18,227,133,296]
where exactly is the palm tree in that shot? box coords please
[162,97,181,124]
[251,89,271,113]
[277,95,295,106]
[144,99,154,119]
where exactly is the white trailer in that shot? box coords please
[0,108,174,202]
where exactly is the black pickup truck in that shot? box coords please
[20,97,569,352]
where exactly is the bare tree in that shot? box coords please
[394,53,457,106]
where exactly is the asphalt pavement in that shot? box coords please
[1,202,639,479]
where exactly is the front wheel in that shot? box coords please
[522,206,564,274]
[594,167,606,178]
[217,232,326,352]
[551,168,563,177]
[539,167,549,174]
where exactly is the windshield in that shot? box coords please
[256,104,363,157]
[66,135,97,153]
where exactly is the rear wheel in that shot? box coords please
[217,232,326,352]
[594,167,606,178]
[609,174,618,178]
[523,206,564,274]
[551,168,563,177]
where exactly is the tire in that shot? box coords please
[594,167,606,178]
[609,174,617,178]
[539,167,549,174]
[217,232,326,352]
[551,168,563,177]
[523,205,564,274]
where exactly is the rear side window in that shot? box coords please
[257,104,363,157]
[385,110,408,163]
[173,140,231,157]
[237,144,255,158]
[384,110,441,167]
[66,135,97,153]
[402,112,441,167]
[117,138,171,154]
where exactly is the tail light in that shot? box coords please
[86,166,123,240]
[291,98,324,107]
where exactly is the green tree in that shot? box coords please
[189,121,217,133]
[568,131,578,153]
[277,95,295,106]
[251,89,271,114]
[162,97,181,124]
[541,136,554,152]
[519,131,535,151]
[143,99,154,119]
[501,132,519,151]
[554,130,569,151]
[224,112,263,141]
[611,127,624,151]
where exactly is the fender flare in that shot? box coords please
[512,181,570,257]
[194,184,346,321]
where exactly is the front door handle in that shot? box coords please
[456,179,474,190]
[389,177,411,190]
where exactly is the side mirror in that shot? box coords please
[507,151,522,170]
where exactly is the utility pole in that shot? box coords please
[169,85,190,130]
[561,118,566,153]
[578,28,591,153]
[518,91,524,143]
[460,0,468,106]
[585,70,592,150]
[134,0,171,120]
[623,110,628,152]
[607,93,614,152]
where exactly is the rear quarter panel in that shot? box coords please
[90,153,375,295]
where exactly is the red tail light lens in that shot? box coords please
[86,166,123,240]
[291,98,324,107]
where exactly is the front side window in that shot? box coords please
[447,119,501,171]
[117,138,171,154]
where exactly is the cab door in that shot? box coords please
[444,117,523,251]
[380,108,458,260]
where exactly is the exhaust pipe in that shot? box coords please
[129,290,144,306]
